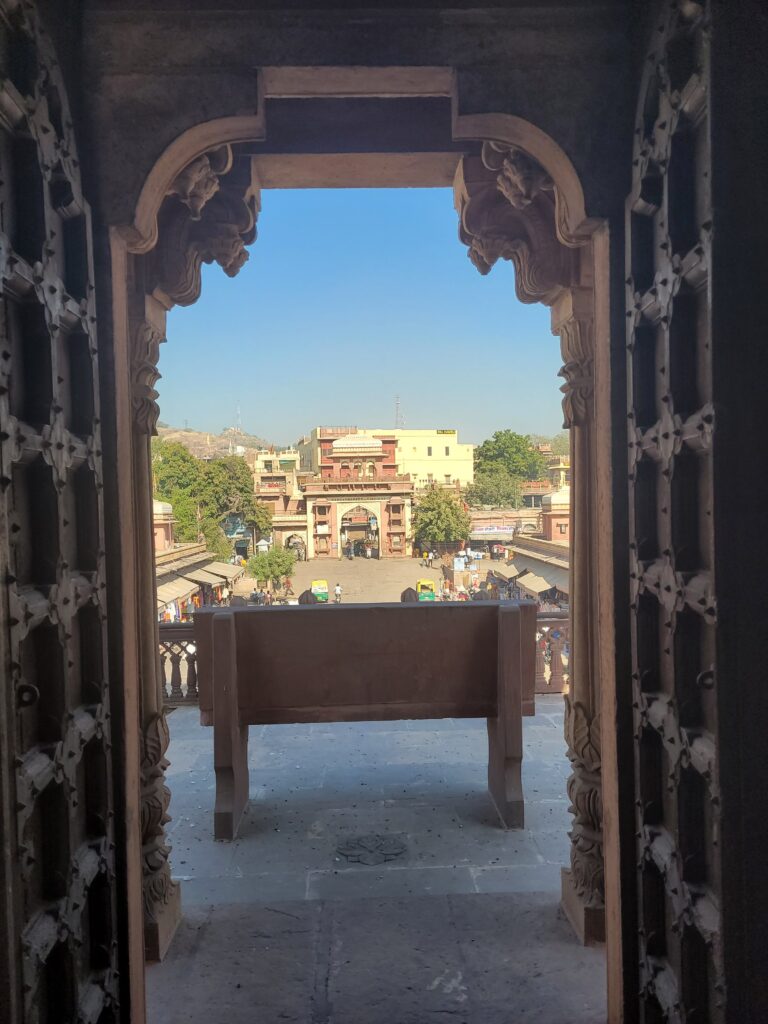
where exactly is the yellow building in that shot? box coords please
[297,426,474,489]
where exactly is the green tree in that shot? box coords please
[465,466,522,507]
[550,431,570,457]
[152,438,201,495]
[199,456,273,536]
[474,430,547,480]
[247,546,296,586]
[413,488,471,544]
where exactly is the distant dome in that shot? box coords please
[153,498,173,516]
[542,485,570,510]
[332,435,382,450]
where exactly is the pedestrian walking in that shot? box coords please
[334,582,342,604]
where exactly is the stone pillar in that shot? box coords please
[131,307,181,961]
[553,287,605,944]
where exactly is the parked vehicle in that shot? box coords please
[310,579,329,603]
[416,579,436,602]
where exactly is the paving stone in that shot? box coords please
[151,694,604,1023]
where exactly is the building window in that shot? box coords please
[445,446,450,456]
[427,446,432,456]
[558,523,568,534]
[427,473,433,483]
[444,475,451,484]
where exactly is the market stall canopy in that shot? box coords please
[516,573,556,596]
[156,577,199,610]
[206,562,246,582]
[509,553,569,595]
[182,567,226,587]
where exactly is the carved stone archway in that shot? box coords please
[109,95,616,1011]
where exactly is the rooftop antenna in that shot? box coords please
[235,403,242,434]
[394,395,405,429]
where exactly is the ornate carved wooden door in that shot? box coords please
[0,5,123,1021]
[626,3,720,1021]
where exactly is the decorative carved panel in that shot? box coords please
[626,3,720,1020]
[0,4,120,1021]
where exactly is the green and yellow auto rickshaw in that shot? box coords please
[416,579,436,602]
[310,579,329,603]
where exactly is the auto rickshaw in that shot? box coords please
[416,579,436,602]
[310,579,329,603]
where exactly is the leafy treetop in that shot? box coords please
[474,430,547,480]
[247,546,296,586]
[151,438,272,555]
[413,488,471,544]
[465,465,523,508]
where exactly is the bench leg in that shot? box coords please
[487,606,525,828]
[487,716,524,828]
[213,612,249,840]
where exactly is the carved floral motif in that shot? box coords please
[131,321,164,435]
[140,711,177,920]
[564,696,605,907]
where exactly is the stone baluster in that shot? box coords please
[553,287,604,943]
[550,632,566,691]
[535,632,548,691]
[169,648,184,702]
[186,648,199,701]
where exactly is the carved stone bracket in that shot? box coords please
[454,151,574,306]
[151,152,259,307]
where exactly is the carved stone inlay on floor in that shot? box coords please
[336,835,407,865]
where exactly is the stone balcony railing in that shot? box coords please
[159,623,199,705]
[160,608,569,708]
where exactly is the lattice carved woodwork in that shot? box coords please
[626,3,721,1020]
[0,3,120,1021]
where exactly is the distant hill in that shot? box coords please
[156,423,278,459]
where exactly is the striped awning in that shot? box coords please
[156,577,199,609]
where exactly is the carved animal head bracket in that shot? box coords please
[454,153,574,306]
[150,150,259,308]
[481,141,555,210]
[166,145,233,220]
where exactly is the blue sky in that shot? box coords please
[159,188,564,447]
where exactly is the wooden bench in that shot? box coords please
[194,602,536,840]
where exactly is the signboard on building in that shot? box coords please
[316,524,330,535]
[437,429,456,435]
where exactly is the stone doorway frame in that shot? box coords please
[108,68,625,1024]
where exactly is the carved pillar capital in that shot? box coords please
[552,294,595,428]
[131,320,164,436]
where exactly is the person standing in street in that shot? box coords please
[334,582,342,604]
